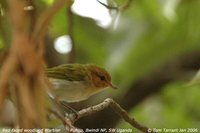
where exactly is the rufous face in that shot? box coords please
[87,65,111,89]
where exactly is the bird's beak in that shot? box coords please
[108,82,118,89]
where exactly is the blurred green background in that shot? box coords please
[1,0,200,132]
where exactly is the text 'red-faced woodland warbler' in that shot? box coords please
[46,64,118,103]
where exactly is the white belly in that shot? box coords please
[48,78,96,102]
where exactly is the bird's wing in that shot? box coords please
[46,64,90,81]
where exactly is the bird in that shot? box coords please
[46,64,117,103]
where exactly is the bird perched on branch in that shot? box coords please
[46,64,117,103]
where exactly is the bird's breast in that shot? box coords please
[48,78,96,102]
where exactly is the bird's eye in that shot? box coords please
[99,76,106,81]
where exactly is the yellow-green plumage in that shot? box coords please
[47,64,91,81]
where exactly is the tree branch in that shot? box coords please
[0,55,17,108]
[68,98,155,133]
[0,0,28,109]
[2,0,48,128]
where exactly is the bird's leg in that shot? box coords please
[58,101,79,121]
[49,96,78,121]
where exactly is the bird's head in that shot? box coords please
[86,65,118,90]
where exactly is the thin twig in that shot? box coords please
[69,98,156,133]
[97,0,119,10]
[97,0,133,11]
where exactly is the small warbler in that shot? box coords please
[46,64,117,103]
